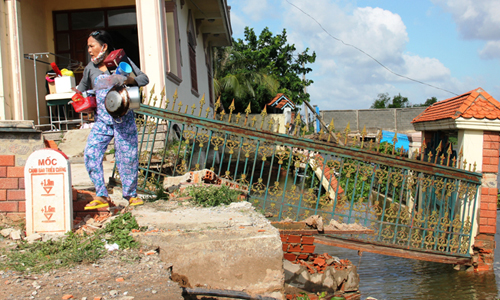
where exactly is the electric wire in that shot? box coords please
[285,0,459,96]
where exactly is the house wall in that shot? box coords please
[164,1,213,114]
[2,0,223,124]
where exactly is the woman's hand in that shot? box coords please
[124,76,137,86]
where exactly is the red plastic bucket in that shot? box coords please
[71,93,96,113]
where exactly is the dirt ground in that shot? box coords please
[0,247,186,300]
[0,211,187,300]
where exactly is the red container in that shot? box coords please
[71,93,96,113]
[104,49,127,69]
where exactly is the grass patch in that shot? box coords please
[0,212,141,273]
[186,185,241,207]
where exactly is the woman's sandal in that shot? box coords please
[129,197,144,206]
[84,197,111,210]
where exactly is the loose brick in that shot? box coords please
[301,236,315,245]
[7,166,24,178]
[0,190,5,201]
[0,167,6,177]
[284,253,297,262]
[301,245,316,253]
[287,235,301,243]
[476,234,495,241]
[282,244,289,252]
[0,201,18,212]
[479,225,496,234]
[0,178,18,189]
[288,245,302,253]
[0,155,15,166]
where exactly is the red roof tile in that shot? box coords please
[267,93,295,110]
[412,88,500,123]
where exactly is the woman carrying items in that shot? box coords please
[77,30,149,210]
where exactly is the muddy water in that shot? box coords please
[315,210,500,300]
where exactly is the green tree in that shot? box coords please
[371,93,391,108]
[215,27,316,113]
[413,96,437,107]
[370,93,409,108]
[213,46,278,108]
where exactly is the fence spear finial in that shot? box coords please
[421,137,427,161]
[244,102,251,126]
[198,94,205,117]
[213,96,221,119]
[160,86,165,108]
[434,141,442,164]
[148,84,156,106]
[361,126,367,149]
[172,88,178,110]
[344,122,351,145]
[260,106,267,130]
[446,144,453,166]
[228,99,235,122]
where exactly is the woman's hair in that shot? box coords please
[89,30,115,52]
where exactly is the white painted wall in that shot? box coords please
[456,129,483,253]
[164,1,213,115]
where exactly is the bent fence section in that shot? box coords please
[112,99,482,259]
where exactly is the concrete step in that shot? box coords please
[131,201,285,300]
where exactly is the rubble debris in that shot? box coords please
[304,215,324,232]
[164,169,249,200]
[296,253,348,274]
[324,219,369,231]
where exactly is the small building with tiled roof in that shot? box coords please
[267,93,296,114]
[412,87,500,130]
[411,87,500,270]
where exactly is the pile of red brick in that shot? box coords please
[296,253,352,274]
[281,234,316,262]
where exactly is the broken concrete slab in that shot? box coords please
[131,201,284,300]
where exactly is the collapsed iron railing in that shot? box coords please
[111,96,482,258]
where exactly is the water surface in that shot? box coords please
[314,211,500,300]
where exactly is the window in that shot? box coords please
[165,1,182,84]
[187,10,198,95]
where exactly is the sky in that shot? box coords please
[227,0,500,110]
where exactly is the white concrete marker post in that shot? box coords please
[24,148,73,236]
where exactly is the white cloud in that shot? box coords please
[479,41,500,59]
[433,0,500,61]
[229,0,466,109]
[432,0,500,40]
[280,1,457,108]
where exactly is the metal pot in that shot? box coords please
[105,85,141,118]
